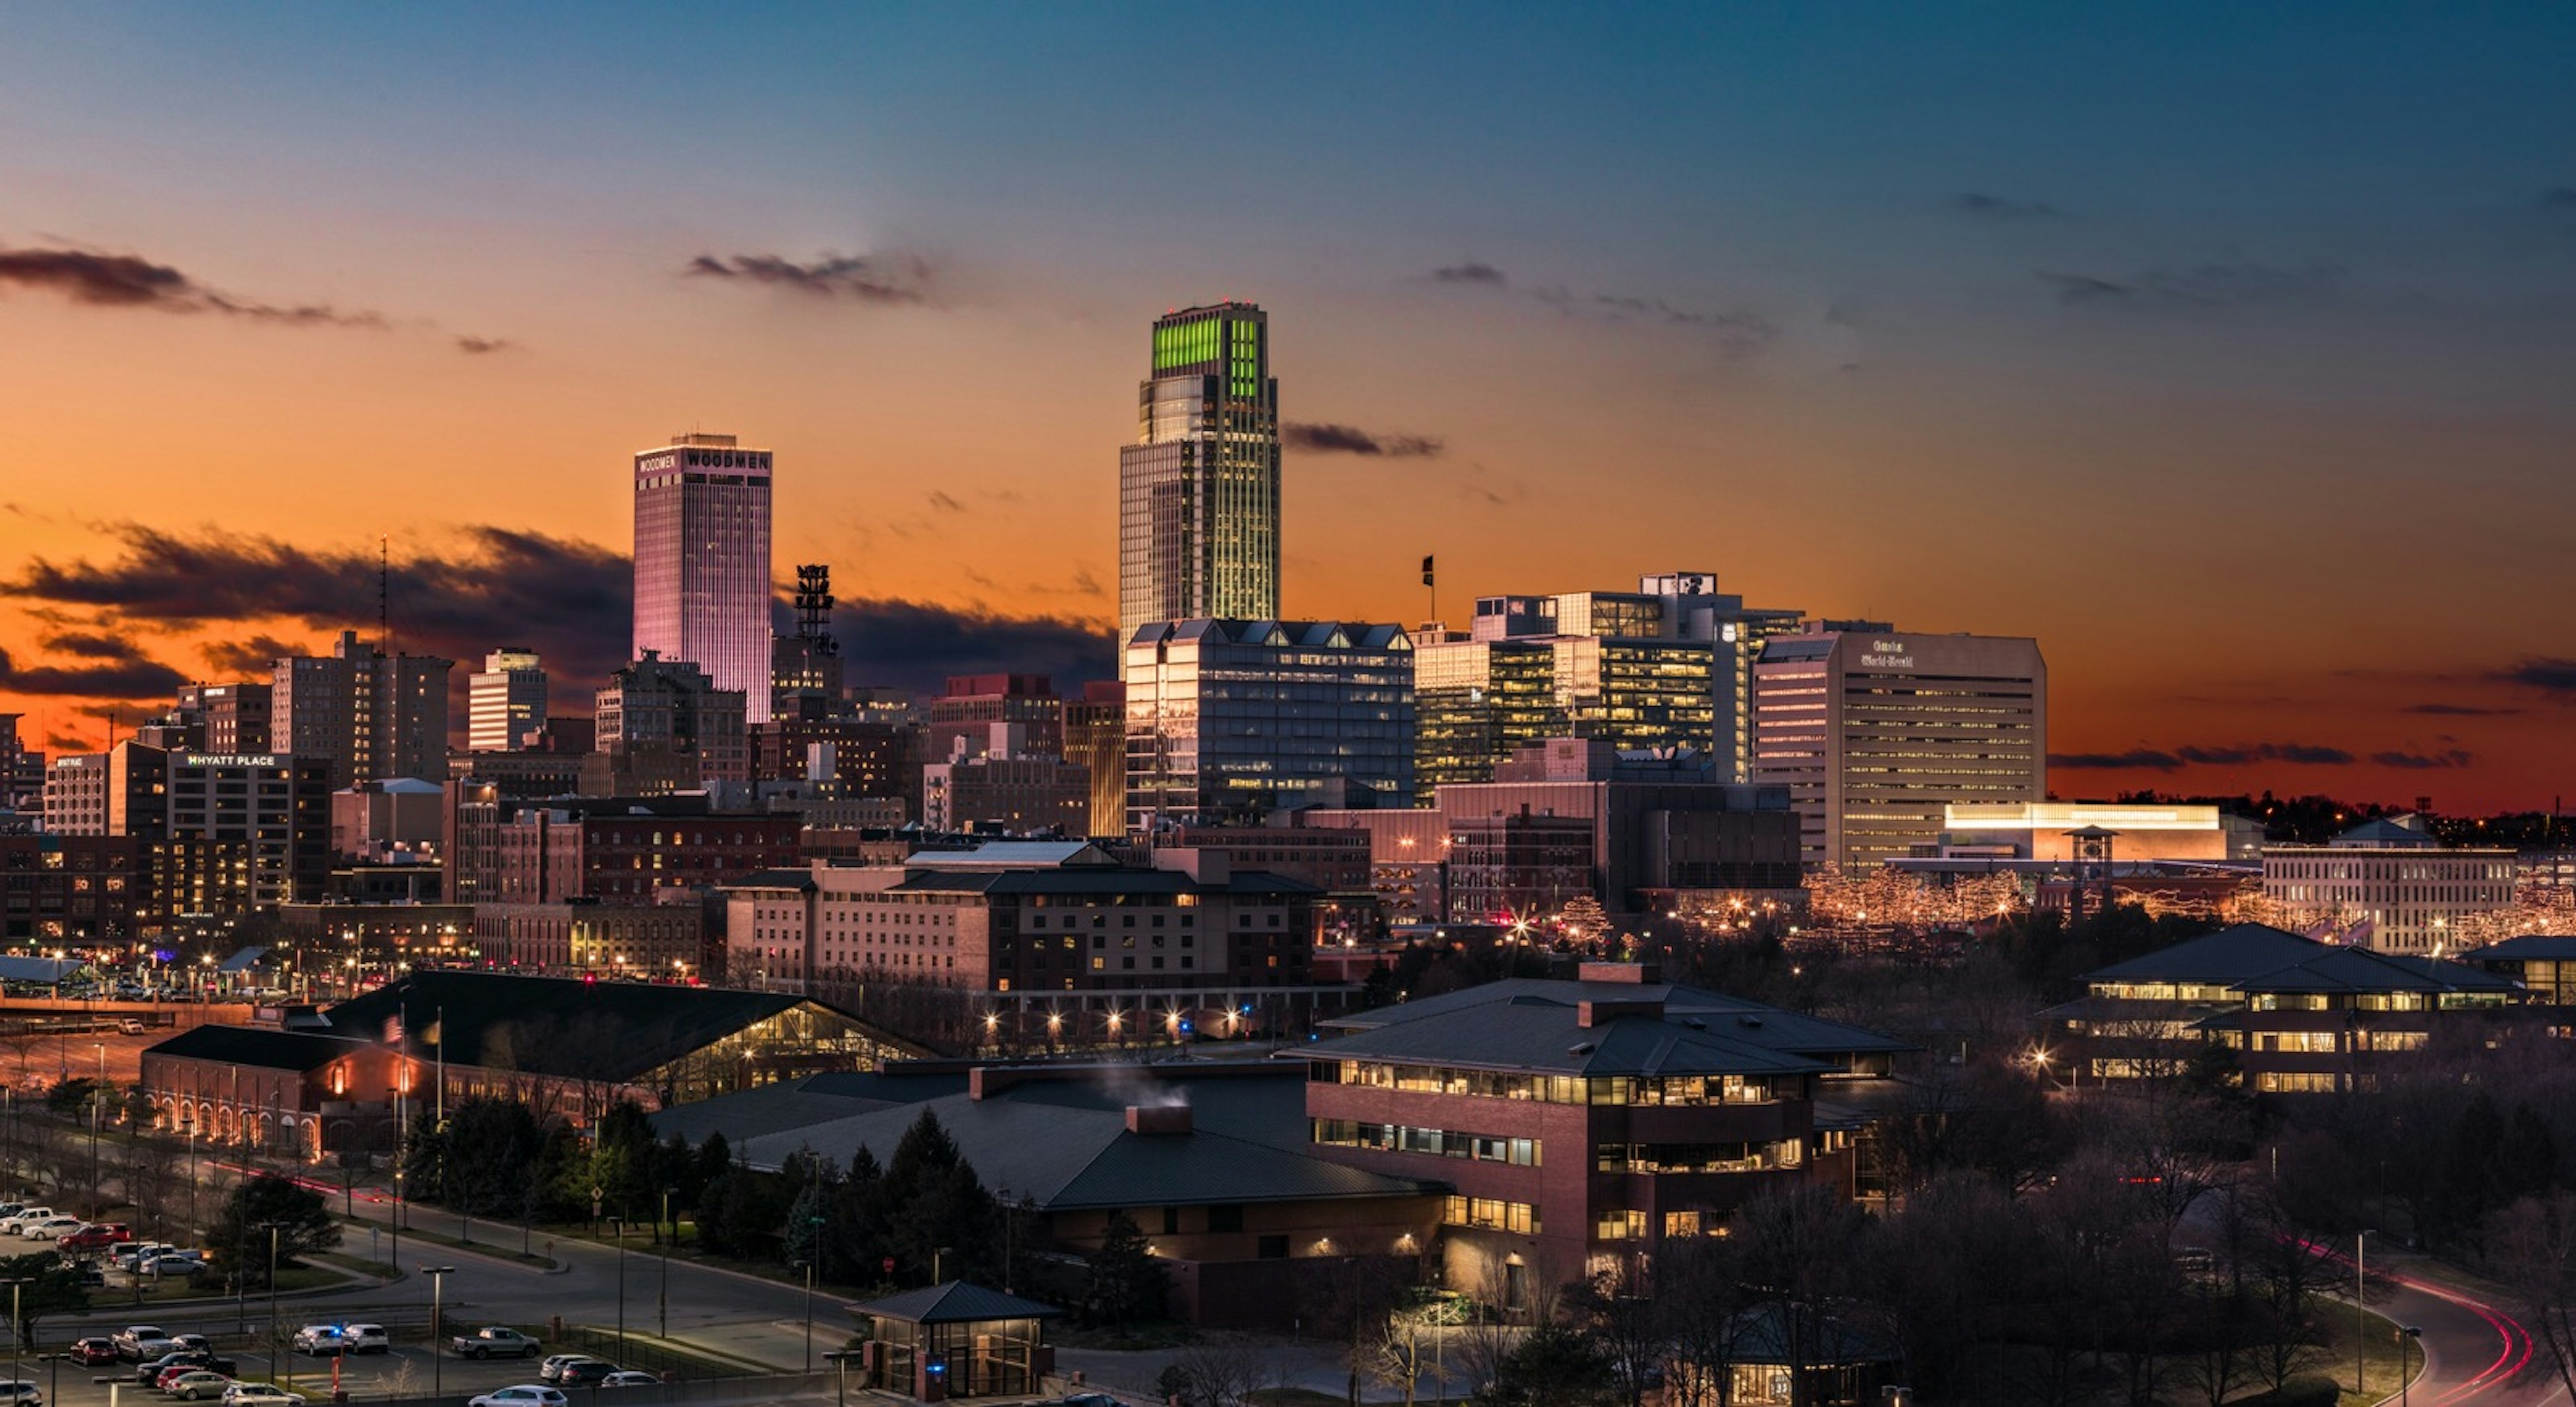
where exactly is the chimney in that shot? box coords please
[1126,1104,1193,1136]
[1578,999,1666,1028]
[1578,960,1660,984]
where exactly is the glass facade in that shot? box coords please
[633,434,775,724]
[1124,619,1413,830]
[1119,304,1279,636]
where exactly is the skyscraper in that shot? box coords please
[1119,303,1279,636]
[271,630,452,789]
[468,648,548,752]
[633,431,775,723]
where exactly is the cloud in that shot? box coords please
[828,598,1117,694]
[199,634,308,676]
[1956,192,2064,221]
[0,244,388,327]
[2544,188,2576,210]
[0,644,189,700]
[2039,262,2342,309]
[2048,748,2185,772]
[684,252,928,304]
[454,336,513,355]
[2498,657,2576,695]
[1429,260,1776,356]
[2176,742,2355,766]
[1430,262,1509,287]
[2404,702,2521,717]
[1283,423,1444,458]
[926,491,966,513]
[2373,748,2474,770]
[40,632,134,659]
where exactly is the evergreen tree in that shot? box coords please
[0,1251,89,1350]
[2430,1093,2506,1251]
[207,1174,339,1286]
[1082,1211,1165,1325]
[828,1147,891,1286]
[2502,1103,2560,1201]
[1477,1323,1619,1407]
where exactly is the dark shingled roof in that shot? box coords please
[319,970,926,1081]
[2468,935,2576,962]
[853,1281,1064,1325]
[2086,925,2520,997]
[2084,924,2326,984]
[1313,995,1833,1078]
[1322,978,1912,1065]
[890,869,1320,897]
[146,1025,374,1072]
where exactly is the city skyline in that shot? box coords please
[3,5,2574,810]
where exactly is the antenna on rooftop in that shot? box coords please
[378,534,391,654]
[795,565,838,655]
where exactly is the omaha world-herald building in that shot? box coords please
[1752,623,2046,870]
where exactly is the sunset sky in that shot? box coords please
[3,4,2573,811]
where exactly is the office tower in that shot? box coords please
[2262,816,2515,954]
[1063,680,1127,838]
[633,431,775,723]
[468,648,549,752]
[1124,619,1413,831]
[925,675,1065,761]
[1118,303,1280,636]
[0,714,34,814]
[1752,624,2047,871]
[270,632,451,790]
[1415,571,1800,795]
[184,682,274,754]
[588,651,750,795]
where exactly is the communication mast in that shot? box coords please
[794,564,838,654]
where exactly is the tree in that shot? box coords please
[1660,1233,1756,1407]
[1572,1263,1666,1407]
[206,1174,339,1286]
[1476,1323,1619,1407]
[1081,1212,1165,1327]
[1167,1338,1267,1407]
[0,1251,88,1349]
[2491,1191,2576,1407]
[1358,1298,1452,1407]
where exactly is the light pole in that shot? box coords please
[2357,1229,2377,1396]
[659,1186,676,1339]
[89,1042,105,1208]
[264,1221,286,1392]
[423,1265,455,1400]
[183,1119,199,1240]
[2,1276,27,1394]
[612,1217,629,1356]
[2400,1325,2420,1407]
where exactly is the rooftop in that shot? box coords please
[2086,923,2520,996]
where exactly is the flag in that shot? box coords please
[1421,555,1435,587]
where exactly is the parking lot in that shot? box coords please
[27,1339,686,1407]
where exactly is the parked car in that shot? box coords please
[0,1379,39,1406]
[466,1390,564,1407]
[0,1209,56,1235]
[117,1019,148,1035]
[557,1362,619,1388]
[113,1243,174,1271]
[340,1325,388,1355]
[114,1328,176,1361]
[163,1371,233,1402]
[451,1328,541,1359]
[21,1217,81,1241]
[0,1204,25,1223]
[64,1340,115,1367]
[289,1327,344,1356]
[598,1373,659,1389]
[223,1388,305,1407]
[136,1351,234,1385]
[60,1223,132,1250]
[134,1255,203,1277]
[536,1357,596,1384]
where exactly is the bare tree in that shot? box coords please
[1662,1233,1757,1407]
[2490,1192,2576,1406]
[1169,1337,1268,1407]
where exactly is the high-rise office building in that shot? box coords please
[1063,681,1127,838]
[925,675,1065,762]
[1415,571,1800,795]
[272,631,452,790]
[633,431,775,723]
[1752,624,2047,871]
[1124,619,1413,830]
[588,651,750,794]
[184,682,273,755]
[468,648,549,752]
[1118,303,1280,636]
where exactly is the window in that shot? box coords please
[1208,1205,1244,1233]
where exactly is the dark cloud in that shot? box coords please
[2544,188,2576,210]
[2404,702,2522,717]
[1956,192,2064,221]
[828,598,1117,695]
[2039,262,2341,309]
[1534,286,1780,356]
[199,634,308,676]
[40,632,134,659]
[2176,742,2355,766]
[2498,657,2576,695]
[0,645,189,700]
[926,491,967,513]
[454,336,512,355]
[2373,748,2474,770]
[684,252,928,304]
[2048,748,2184,772]
[43,732,91,754]
[0,244,388,327]
[1430,262,1508,286]
[1283,423,1445,459]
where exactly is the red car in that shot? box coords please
[67,1338,117,1366]
[60,1223,131,1250]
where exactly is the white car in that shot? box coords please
[536,1357,596,1384]
[222,1387,305,1407]
[0,1209,54,1235]
[288,1327,344,1356]
[0,1379,38,1406]
[598,1373,659,1389]
[341,1325,388,1355]
[113,1244,175,1271]
[468,1389,566,1407]
[21,1217,81,1241]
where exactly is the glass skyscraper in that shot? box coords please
[1119,303,1280,636]
[633,432,774,724]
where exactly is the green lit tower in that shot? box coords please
[1119,302,1280,636]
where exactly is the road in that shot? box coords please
[2365,1252,2563,1407]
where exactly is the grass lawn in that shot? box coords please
[2317,1300,2421,1407]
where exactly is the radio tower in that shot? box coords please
[794,564,837,653]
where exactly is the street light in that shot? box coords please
[1,1276,28,1397]
[659,1186,677,1339]
[612,1217,629,1356]
[2356,1229,2377,1396]
[422,1265,455,1398]
[801,1215,826,1371]
[90,1042,105,1207]
[262,1221,286,1392]
[2400,1325,2421,1407]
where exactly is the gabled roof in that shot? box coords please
[146,1025,374,1072]
[2467,935,2576,963]
[2084,925,2324,984]
[1322,978,1913,1062]
[1311,994,1833,1078]
[853,1281,1063,1325]
[2084,923,2520,996]
[318,970,927,1081]
[2332,818,2438,848]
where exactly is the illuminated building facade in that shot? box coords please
[1064,681,1128,838]
[468,648,548,752]
[633,431,775,724]
[592,651,750,791]
[1124,618,1413,831]
[2261,817,2515,954]
[1752,625,2046,871]
[1118,303,1280,636]
[272,630,453,789]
